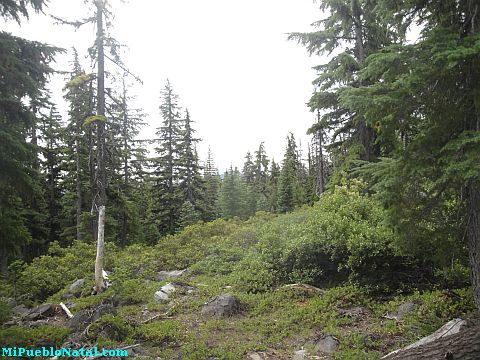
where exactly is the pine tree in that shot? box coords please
[339,0,480,307]
[0,0,59,273]
[218,167,248,219]
[40,107,64,244]
[203,147,221,222]
[61,50,95,243]
[153,80,184,235]
[267,160,280,213]
[242,151,255,186]
[177,109,204,227]
[105,78,146,246]
[277,134,304,213]
[289,0,396,167]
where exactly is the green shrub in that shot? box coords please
[234,185,421,293]
[0,325,70,347]
[0,299,11,324]
[136,320,183,345]
[18,241,96,301]
[89,314,134,343]
[111,278,154,305]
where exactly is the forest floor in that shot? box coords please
[1,268,476,359]
[0,212,477,359]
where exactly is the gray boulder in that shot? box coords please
[12,304,29,316]
[68,304,116,332]
[201,294,239,318]
[396,301,416,318]
[293,350,307,360]
[153,282,183,303]
[61,293,75,300]
[155,269,187,282]
[69,279,85,294]
[246,352,264,360]
[23,304,55,321]
[314,334,340,354]
[154,290,170,303]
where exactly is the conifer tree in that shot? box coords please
[0,0,59,273]
[178,109,204,226]
[218,167,247,219]
[242,151,255,186]
[40,107,64,244]
[267,160,280,213]
[277,134,304,213]
[290,0,395,167]
[342,0,480,308]
[153,80,184,235]
[61,50,95,243]
[203,147,221,221]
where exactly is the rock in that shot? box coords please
[29,319,51,328]
[155,269,187,281]
[153,282,184,303]
[339,306,368,318]
[161,283,177,295]
[12,304,29,316]
[293,350,307,360]
[23,304,55,321]
[68,304,116,332]
[201,294,239,318]
[61,293,75,300]
[396,301,416,318]
[4,298,16,307]
[314,335,340,354]
[69,279,85,294]
[246,352,263,360]
[154,283,176,303]
[154,290,170,303]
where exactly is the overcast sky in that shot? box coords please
[6,0,324,172]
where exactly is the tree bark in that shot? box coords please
[94,205,106,293]
[0,243,7,277]
[75,134,82,241]
[316,110,325,195]
[382,320,480,359]
[120,81,128,247]
[467,183,480,308]
[93,0,107,293]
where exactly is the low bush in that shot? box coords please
[88,314,134,344]
[0,325,70,347]
[234,185,425,293]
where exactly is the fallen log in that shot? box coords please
[382,315,480,360]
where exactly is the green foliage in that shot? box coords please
[64,72,95,89]
[89,314,134,343]
[0,299,11,324]
[83,114,107,126]
[0,325,70,347]
[18,241,95,301]
[136,320,183,345]
[235,184,425,293]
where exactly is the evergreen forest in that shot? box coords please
[1,0,480,358]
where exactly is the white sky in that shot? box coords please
[5,0,324,172]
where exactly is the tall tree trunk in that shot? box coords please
[0,243,7,277]
[120,84,128,247]
[467,183,480,308]
[94,205,106,293]
[465,5,480,308]
[75,135,82,241]
[316,110,325,195]
[351,0,377,162]
[94,0,106,293]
